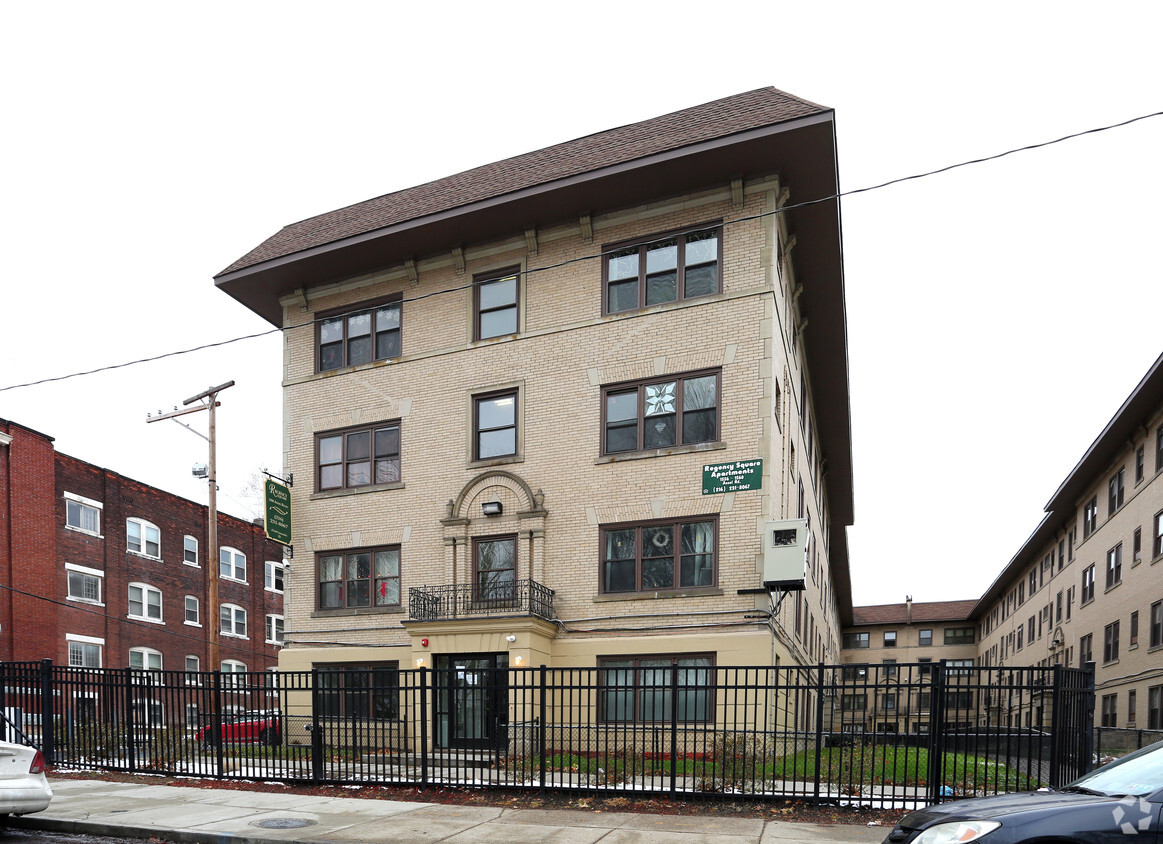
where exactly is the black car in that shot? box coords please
[884,740,1163,844]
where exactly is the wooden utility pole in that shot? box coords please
[147,380,235,672]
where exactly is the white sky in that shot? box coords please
[2,2,1160,609]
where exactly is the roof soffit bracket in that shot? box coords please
[792,282,804,303]
[451,247,466,275]
[797,317,809,336]
[731,177,744,208]
[777,186,791,209]
[293,287,309,310]
[524,228,538,256]
[404,259,419,286]
[579,214,593,244]
[782,235,798,260]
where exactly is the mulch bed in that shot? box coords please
[49,768,907,827]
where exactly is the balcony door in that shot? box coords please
[434,653,508,751]
[473,535,516,608]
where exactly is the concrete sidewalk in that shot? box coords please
[11,777,892,844]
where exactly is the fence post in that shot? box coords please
[1081,661,1095,774]
[669,664,678,797]
[212,668,225,778]
[39,659,55,763]
[125,667,136,773]
[1048,663,1062,787]
[813,662,825,802]
[309,666,323,783]
[538,665,547,795]
[926,660,946,804]
[419,666,429,787]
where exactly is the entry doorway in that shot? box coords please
[434,653,508,751]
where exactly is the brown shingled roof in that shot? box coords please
[850,600,977,626]
[218,87,826,276]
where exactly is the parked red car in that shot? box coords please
[196,710,281,747]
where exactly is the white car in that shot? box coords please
[0,741,52,817]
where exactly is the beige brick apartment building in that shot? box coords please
[973,351,1163,731]
[838,599,978,733]
[214,88,854,746]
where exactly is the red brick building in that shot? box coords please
[0,418,283,674]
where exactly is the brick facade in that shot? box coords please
[214,90,856,685]
[0,418,284,673]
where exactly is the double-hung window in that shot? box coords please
[604,226,720,313]
[1109,468,1125,515]
[220,604,247,638]
[1104,620,1120,663]
[599,654,713,723]
[601,517,716,593]
[1083,497,1098,538]
[473,391,518,460]
[1154,510,1163,559]
[318,297,402,372]
[220,547,246,582]
[473,268,519,340]
[183,535,198,565]
[1081,564,1096,603]
[67,635,102,668]
[1106,544,1122,588]
[66,564,103,604]
[266,561,285,593]
[184,595,200,625]
[317,423,401,490]
[318,546,401,610]
[266,614,285,645]
[1151,600,1163,648]
[128,583,162,622]
[474,535,516,604]
[129,647,162,672]
[65,493,101,535]
[603,371,719,455]
[126,518,160,558]
[918,628,933,647]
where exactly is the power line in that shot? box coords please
[2,107,1160,396]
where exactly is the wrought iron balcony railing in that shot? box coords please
[408,579,555,622]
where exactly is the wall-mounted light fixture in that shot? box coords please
[482,501,503,516]
[514,655,523,666]
[415,657,425,668]
[505,634,517,643]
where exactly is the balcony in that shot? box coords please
[408,579,555,622]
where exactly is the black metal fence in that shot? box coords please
[0,659,1094,809]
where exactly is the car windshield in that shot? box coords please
[1065,739,1163,796]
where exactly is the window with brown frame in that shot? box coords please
[473,267,519,340]
[602,370,719,455]
[473,390,518,460]
[604,226,720,314]
[316,661,400,719]
[317,546,401,610]
[474,535,516,604]
[601,517,716,594]
[1083,496,1098,538]
[317,423,401,491]
[597,654,714,723]
[317,297,401,372]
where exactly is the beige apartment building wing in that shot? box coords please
[839,599,978,734]
[213,89,856,745]
[975,351,1163,731]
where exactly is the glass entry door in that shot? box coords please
[434,653,508,750]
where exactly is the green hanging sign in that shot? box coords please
[264,479,292,545]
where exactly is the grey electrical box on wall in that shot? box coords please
[762,518,808,590]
